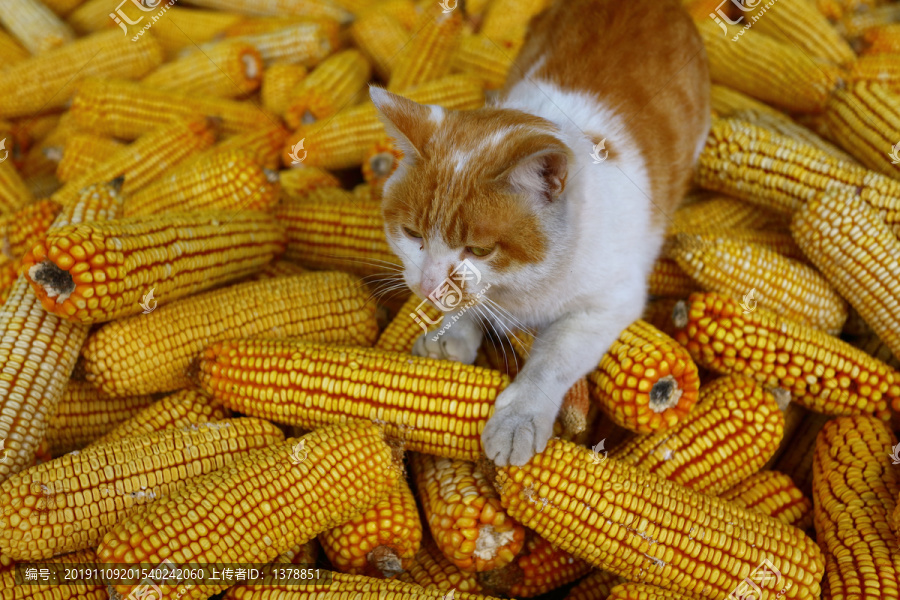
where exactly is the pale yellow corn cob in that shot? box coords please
[221,15,328,36]
[279,166,340,199]
[141,6,246,58]
[0,157,33,215]
[197,21,339,68]
[668,194,786,234]
[647,257,699,298]
[731,108,859,165]
[743,0,856,66]
[0,30,30,66]
[350,10,409,80]
[451,34,514,90]
[54,133,124,183]
[142,41,263,98]
[388,5,463,91]
[480,0,551,52]
[397,533,483,593]
[709,84,791,120]
[177,0,351,21]
[262,63,308,116]
[377,0,417,29]
[285,49,371,127]
[211,122,289,170]
[0,0,75,54]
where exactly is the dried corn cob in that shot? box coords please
[319,477,422,577]
[21,209,285,323]
[285,49,371,127]
[0,549,106,599]
[246,260,308,280]
[410,452,525,573]
[142,41,263,98]
[0,261,19,305]
[0,157,33,215]
[451,34,514,90]
[668,194,785,234]
[69,77,272,140]
[730,108,859,165]
[719,470,814,531]
[123,149,279,217]
[376,294,442,353]
[262,63,308,116]
[54,133,124,183]
[211,122,289,170]
[709,84,792,120]
[139,6,245,57]
[647,257,699,298]
[350,10,409,80]
[81,271,378,395]
[279,166,341,199]
[99,422,399,600]
[564,570,626,600]
[481,531,591,598]
[177,0,351,21]
[43,380,155,455]
[283,75,484,169]
[586,319,700,434]
[480,0,550,51]
[672,292,900,420]
[221,15,315,36]
[812,416,900,600]
[0,30,29,66]
[0,0,75,54]
[606,583,692,600]
[0,417,283,559]
[848,53,900,93]
[743,0,855,66]
[0,30,162,119]
[860,24,900,55]
[197,338,508,461]
[198,21,339,68]
[388,5,462,91]
[398,537,482,593]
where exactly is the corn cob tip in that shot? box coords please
[672,300,689,329]
[369,152,397,177]
[26,259,74,303]
[43,146,62,163]
[108,175,125,192]
[367,545,405,578]
[648,375,683,413]
[770,387,792,411]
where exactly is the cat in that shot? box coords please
[371,0,710,466]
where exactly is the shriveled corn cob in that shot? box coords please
[647,257,699,298]
[123,149,279,217]
[564,570,626,600]
[178,0,351,21]
[743,0,855,66]
[494,437,824,599]
[812,416,900,600]
[53,133,124,183]
[482,531,591,598]
[43,380,155,455]
[388,5,462,92]
[860,24,900,55]
[376,294,443,352]
[672,292,900,419]
[362,137,403,198]
[671,233,848,333]
[69,77,272,140]
[610,374,785,494]
[709,84,792,120]
[99,422,400,600]
[277,187,401,277]
[719,470,814,530]
[197,338,508,461]
[0,30,29,66]
[81,271,377,395]
[586,319,700,434]
[285,49,371,127]
[21,209,285,323]
[138,6,245,57]
[451,34,515,90]
[198,21,339,68]
[350,10,409,80]
[211,122,289,170]
[0,417,283,560]
[397,534,483,593]
[0,30,162,119]
[731,108,859,165]
[142,41,263,98]
[668,194,785,234]
[0,0,75,54]
[283,75,484,169]
[279,166,341,199]
[262,63,308,116]
[0,157,33,215]
[410,452,525,573]
[93,387,230,446]
[606,583,692,600]
[0,549,106,599]
[319,477,423,577]
[697,19,842,114]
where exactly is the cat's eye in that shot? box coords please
[403,226,422,239]
[467,246,495,257]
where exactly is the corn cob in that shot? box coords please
[283,75,484,169]
[847,53,900,93]
[285,49,371,127]
[136,6,245,57]
[697,20,842,114]
[860,24,900,55]
[0,417,283,560]
[51,117,217,208]
[0,157,33,215]
[494,436,824,599]
[92,387,230,446]
[479,0,550,51]
[410,452,525,573]
[673,292,900,420]
[211,122,289,170]
[0,179,121,483]
[743,0,855,66]
[730,108,860,165]
[275,539,319,565]
[0,549,106,599]
[373,0,417,29]
[99,421,399,600]
[81,271,378,395]
[123,149,279,217]
[586,319,700,435]
[0,30,162,119]
[812,416,900,600]
[262,63,308,116]
[451,34,514,90]
[671,233,848,333]
[0,30,29,66]
[678,228,807,262]
[376,294,443,353]
[63,0,118,33]
[53,133,124,183]
[605,583,693,600]
[719,470,814,531]
[362,137,403,199]
[0,261,19,305]
[668,194,785,234]
[350,10,409,80]
[388,5,463,92]
[396,533,482,593]
[279,166,341,199]
[197,21,339,68]
[647,257,699,298]
[18,112,80,180]
[0,0,75,54]
[22,209,285,323]
[246,260,308,281]
[318,477,423,577]
[176,0,351,21]
[277,187,401,277]
[68,77,273,140]
[142,41,263,98]
[564,570,626,600]
[43,380,155,455]
[197,338,508,461]
[837,3,900,38]
[709,84,793,120]
[221,15,315,36]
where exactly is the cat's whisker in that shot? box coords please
[474,304,519,378]
[483,297,534,342]
[480,303,527,376]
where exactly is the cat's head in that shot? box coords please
[371,86,574,312]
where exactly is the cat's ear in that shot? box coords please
[495,139,571,203]
[370,85,442,160]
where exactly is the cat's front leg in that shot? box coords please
[412,309,483,365]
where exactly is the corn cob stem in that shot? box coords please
[719,470,814,531]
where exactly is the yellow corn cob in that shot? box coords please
[847,52,900,94]
[198,21,340,68]
[376,294,442,352]
[480,0,550,52]
[318,477,423,577]
[812,416,900,600]
[174,0,351,21]
[668,194,786,234]
[62,0,117,33]
[730,108,860,165]
[677,228,808,262]
[43,380,155,455]
[50,117,217,207]
[262,63,308,116]
[362,137,403,198]
[285,49,372,127]
[0,0,75,54]
[279,166,341,199]
[0,30,29,66]
[837,3,900,38]
[743,0,856,66]
[494,436,824,599]
[0,30,162,119]
[610,374,785,494]
[69,77,272,140]
[564,570,626,600]
[244,260,308,281]
[142,41,263,98]
[0,179,122,483]
[586,319,700,434]
[673,292,900,419]
[671,233,848,333]
[211,122,289,170]
[397,533,482,593]
[388,5,463,92]
[647,257,699,298]
[0,549,106,599]
[275,539,319,565]
[81,271,378,395]
[18,112,80,180]
[606,583,694,600]
[283,75,484,169]
[99,422,400,600]
[452,34,515,90]
[697,19,842,114]
[123,149,279,217]
[221,15,316,36]
[137,6,245,57]
[277,187,401,277]
[21,209,286,323]
[709,84,792,120]
[197,338,508,461]
[350,10,409,80]
[410,452,525,573]
[54,133,124,183]
[0,158,33,215]
[0,260,19,305]
[481,531,591,598]
[371,0,417,29]
[860,24,900,55]
[719,470,814,531]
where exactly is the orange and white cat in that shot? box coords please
[371,0,710,466]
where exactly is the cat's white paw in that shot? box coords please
[481,384,557,466]
[412,327,480,364]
